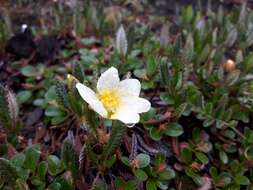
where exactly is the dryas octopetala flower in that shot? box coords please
[76,67,151,126]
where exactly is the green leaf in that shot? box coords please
[235,175,250,185]
[38,161,48,180]
[33,98,46,106]
[222,129,235,139]
[150,127,162,141]
[155,153,166,166]
[136,154,150,168]
[215,120,224,129]
[197,44,210,64]
[21,65,36,77]
[10,153,25,167]
[45,107,66,117]
[204,103,213,115]
[121,156,131,167]
[233,111,249,123]
[156,181,168,190]
[16,90,32,104]
[51,116,66,125]
[186,85,202,105]
[238,2,247,30]
[181,148,192,164]
[192,128,201,143]
[184,6,194,23]
[104,155,116,168]
[125,181,137,190]
[220,175,232,186]
[185,167,203,185]
[146,56,157,76]
[54,176,73,190]
[81,37,97,46]
[203,118,215,128]
[244,146,253,160]
[244,128,253,143]
[68,91,82,115]
[141,107,156,122]
[174,103,188,119]
[48,182,61,190]
[23,145,40,172]
[184,33,194,60]
[196,152,209,164]
[30,176,44,186]
[219,150,228,164]
[133,169,148,181]
[165,123,183,137]
[243,53,253,73]
[45,86,58,102]
[225,70,240,86]
[115,177,124,188]
[16,178,30,190]
[160,93,175,105]
[210,167,218,179]
[225,28,238,47]
[159,61,170,85]
[159,168,176,180]
[47,155,63,176]
[146,180,157,190]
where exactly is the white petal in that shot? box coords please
[120,96,151,113]
[119,79,141,96]
[111,107,140,125]
[110,96,151,125]
[76,83,107,118]
[97,67,120,91]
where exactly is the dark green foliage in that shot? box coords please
[4,2,253,190]
[61,139,79,179]
[23,145,40,172]
[71,62,85,83]
[55,80,71,110]
[159,61,170,86]
[0,158,18,189]
[0,144,75,189]
[47,155,64,176]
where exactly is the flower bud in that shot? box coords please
[116,25,128,56]
[223,59,236,72]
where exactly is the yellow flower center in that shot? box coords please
[97,89,120,117]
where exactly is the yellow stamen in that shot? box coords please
[97,89,120,117]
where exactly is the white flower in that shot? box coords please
[21,24,28,32]
[76,67,151,126]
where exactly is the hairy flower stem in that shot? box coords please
[100,121,126,168]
